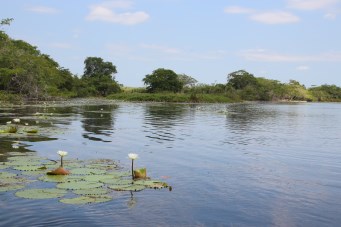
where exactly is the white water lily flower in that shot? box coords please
[25,123,29,126]
[128,153,138,160]
[13,118,20,123]
[6,121,11,124]
[57,150,68,157]
[12,145,19,149]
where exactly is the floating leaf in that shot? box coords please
[100,179,133,185]
[107,171,131,178]
[60,195,112,204]
[68,168,106,175]
[108,184,146,192]
[134,180,168,189]
[57,181,103,190]
[73,188,108,195]
[13,165,49,171]
[38,175,82,183]
[0,164,9,170]
[0,184,25,192]
[0,172,17,178]
[15,188,67,199]
[81,174,113,182]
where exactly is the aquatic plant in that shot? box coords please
[0,152,170,205]
[128,153,138,180]
[47,151,70,175]
[57,150,68,167]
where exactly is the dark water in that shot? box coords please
[1,101,341,226]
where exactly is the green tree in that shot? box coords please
[82,57,120,96]
[227,70,257,90]
[178,74,198,87]
[143,68,183,93]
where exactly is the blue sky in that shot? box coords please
[1,0,340,87]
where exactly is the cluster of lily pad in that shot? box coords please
[0,152,169,205]
[0,118,38,135]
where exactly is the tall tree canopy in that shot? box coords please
[227,70,257,90]
[143,68,183,93]
[0,19,75,99]
[82,57,120,96]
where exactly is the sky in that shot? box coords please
[1,0,340,87]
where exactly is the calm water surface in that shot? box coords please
[0,101,341,226]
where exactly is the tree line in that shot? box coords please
[1,18,340,102]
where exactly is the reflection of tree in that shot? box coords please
[80,105,118,142]
[223,104,279,146]
[143,104,187,143]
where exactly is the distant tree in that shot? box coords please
[82,57,120,96]
[178,74,198,87]
[227,70,257,90]
[143,68,183,93]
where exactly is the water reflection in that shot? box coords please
[80,105,118,142]
[143,104,187,144]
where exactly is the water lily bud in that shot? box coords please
[128,153,138,160]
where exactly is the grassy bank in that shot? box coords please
[107,92,235,103]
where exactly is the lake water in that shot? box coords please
[1,101,341,226]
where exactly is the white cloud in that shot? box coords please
[240,49,341,62]
[224,6,255,14]
[224,5,300,24]
[324,12,337,19]
[287,0,339,10]
[297,65,310,70]
[26,6,59,14]
[86,1,149,25]
[250,11,300,24]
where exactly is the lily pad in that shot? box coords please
[134,180,169,189]
[15,188,67,199]
[108,184,146,192]
[38,175,83,183]
[0,172,17,178]
[0,165,8,170]
[60,195,112,204]
[73,188,109,195]
[57,181,103,190]
[81,174,113,182]
[68,168,106,175]
[100,179,133,185]
[0,184,25,192]
[13,165,49,171]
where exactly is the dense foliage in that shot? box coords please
[1,18,341,103]
[0,19,120,100]
[143,68,183,93]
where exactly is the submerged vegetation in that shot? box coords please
[1,18,341,103]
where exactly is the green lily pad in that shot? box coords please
[57,181,103,190]
[0,172,17,178]
[13,165,49,171]
[38,175,83,183]
[81,174,113,182]
[100,179,133,185]
[0,165,8,170]
[68,168,106,175]
[134,180,169,189]
[107,171,131,178]
[15,188,67,199]
[59,195,112,204]
[108,184,146,191]
[0,184,25,192]
[73,188,109,195]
